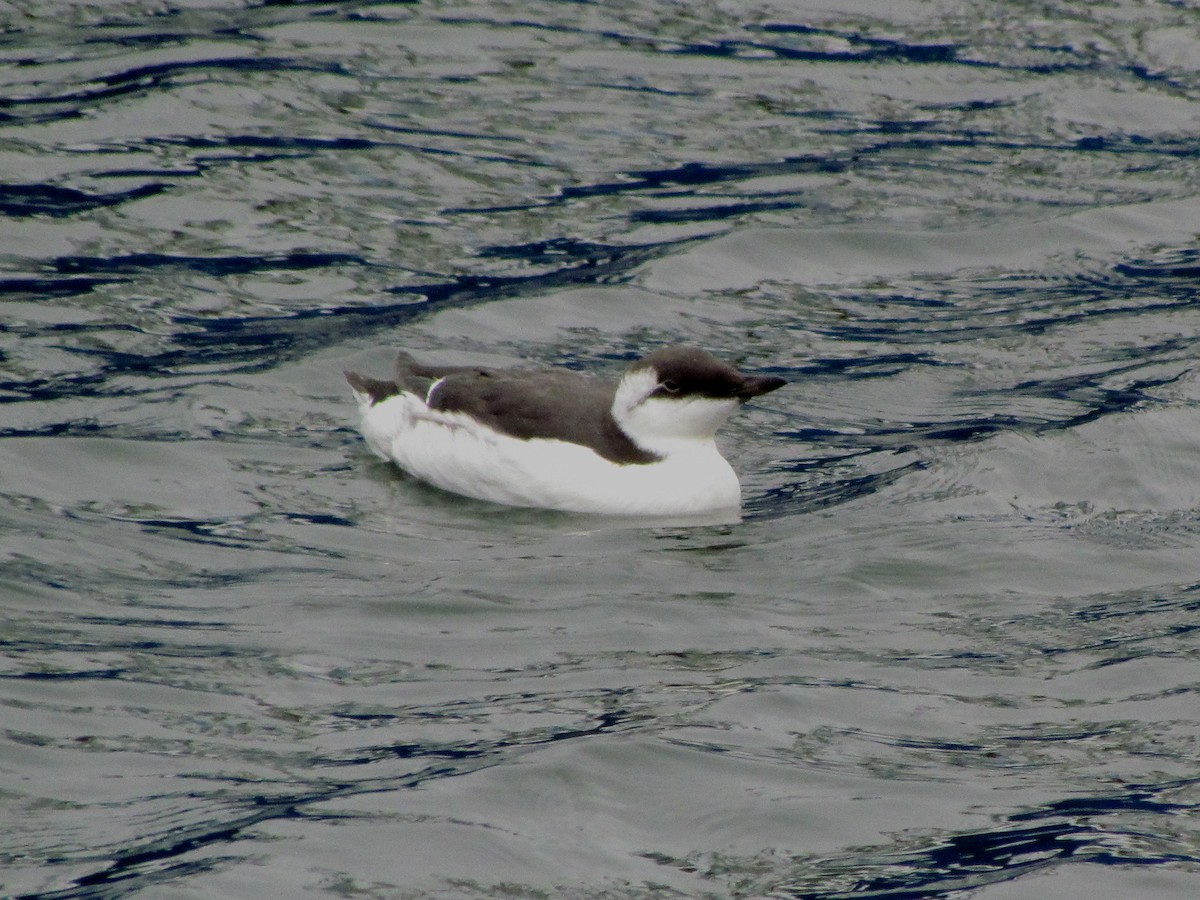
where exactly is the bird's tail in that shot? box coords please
[344,370,398,407]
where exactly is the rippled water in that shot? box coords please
[3,1,1200,897]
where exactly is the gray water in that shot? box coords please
[3,1,1200,897]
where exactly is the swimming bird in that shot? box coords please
[344,346,786,516]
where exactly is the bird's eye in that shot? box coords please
[661,379,680,393]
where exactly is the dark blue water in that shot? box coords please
[3,1,1200,897]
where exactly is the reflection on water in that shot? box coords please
[3,0,1200,897]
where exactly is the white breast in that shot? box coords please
[354,392,742,516]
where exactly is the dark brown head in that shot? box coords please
[613,346,786,443]
[636,346,786,401]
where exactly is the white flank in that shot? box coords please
[350,384,743,516]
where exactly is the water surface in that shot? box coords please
[3,1,1200,897]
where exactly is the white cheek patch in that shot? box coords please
[612,368,660,413]
[641,395,739,436]
[614,393,741,449]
